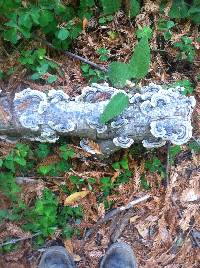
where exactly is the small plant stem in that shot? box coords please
[165,141,171,185]
[34,37,108,72]
[0,232,41,247]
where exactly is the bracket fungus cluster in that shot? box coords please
[0,83,196,155]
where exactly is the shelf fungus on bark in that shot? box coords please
[0,83,196,155]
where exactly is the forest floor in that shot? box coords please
[0,1,200,268]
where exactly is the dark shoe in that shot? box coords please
[38,246,75,268]
[100,242,137,268]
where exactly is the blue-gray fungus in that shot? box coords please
[0,83,196,155]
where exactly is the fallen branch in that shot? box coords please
[0,232,41,247]
[0,83,196,155]
[84,194,151,239]
[34,37,108,72]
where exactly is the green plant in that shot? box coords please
[173,36,196,62]
[96,47,110,62]
[112,156,129,170]
[19,48,59,82]
[100,177,114,196]
[188,140,200,153]
[100,92,129,123]
[170,79,194,95]
[2,143,31,173]
[98,15,114,25]
[158,19,175,40]
[23,188,83,238]
[145,157,165,178]
[81,63,106,83]
[108,26,151,87]
[169,0,200,25]
[169,145,182,164]
[140,175,151,190]
[100,0,122,15]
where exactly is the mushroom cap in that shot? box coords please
[113,136,134,148]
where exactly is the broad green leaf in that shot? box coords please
[36,63,49,74]
[19,27,31,38]
[39,10,54,27]
[108,62,132,88]
[80,0,95,8]
[47,75,57,84]
[18,13,32,29]
[188,5,200,24]
[130,37,150,79]
[3,28,19,44]
[38,165,53,175]
[0,159,3,167]
[100,92,129,124]
[30,7,40,24]
[100,0,122,14]
[57,28,69,41]
[129,0,140,18]
[136,26,152,39]
[14,156,26,166]
[31,72,41,80]
[35,144,50,159]
[169,0,189,19]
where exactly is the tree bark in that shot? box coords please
[0,83,196,155]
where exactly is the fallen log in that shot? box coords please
[0,83,196,155]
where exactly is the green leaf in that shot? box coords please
[108,62,132,88]
[3,28,19,44]
[30,7,40,24]
[169,0,189,19]
[100,0,122,14]
[35,144,50,159]
[31,73,41,80]
[100,92,129,124]
[47,75,57,84]
[188,5,200,24]
[0,159,3,167]
[39,10,54,27]
[0,70,4,79]
[59,145,75,160]
[14,156,26,166]
[130,37,151,79]
[169,145,181,164]
[188,141,200,153]
[18,13,32,29]
[136,26,152,40]
[80,0,95,8]
[38,165,53,175]
[36,63,49,74]
[57,28,69,41]
[129,0,140,18]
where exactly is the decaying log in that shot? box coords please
[0,83,196,155]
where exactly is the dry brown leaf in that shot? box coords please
[82,17,88,32]
[64,239,73,255]
[97,203,105,218]
[64,190,89,206]
[129,215,140,223]
[111,171,120,183]
[86,139,102,155]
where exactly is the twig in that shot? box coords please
[84,194,151,239]
[0,232,41,247]
[34,37,108,72]
[16,176,40,184]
